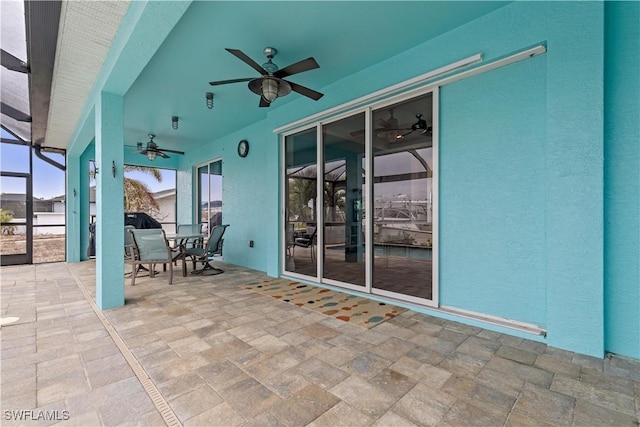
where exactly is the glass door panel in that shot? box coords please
[322,113,366,287]
[372,93,434,300]
[1,173,32,265]
[32,151,66,263]
[197,165,209,227]
[197,160,222,234]
[284,128,318,277]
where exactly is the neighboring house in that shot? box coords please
[0,193,28,218]
[152,188,176,234]
[50,195,65,213]
[0,193,65,235]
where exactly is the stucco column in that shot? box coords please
[65,154,81,262]
[95,91,125,309]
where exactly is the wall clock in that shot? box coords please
[237,139,249,158]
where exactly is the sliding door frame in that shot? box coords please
[281,85,439,307]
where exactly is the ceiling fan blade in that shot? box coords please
[259,97,270,108]
[209,77,253,86]
[287,81,324,101]
[157,151,170,159]
[159,148,185,155]
[273,57,319,79]
[226,48,268,75]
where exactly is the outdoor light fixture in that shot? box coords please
[248,76,291,104]
[146,150,157,161]
[206,92,214,109]
[171,116,179,130]
[261,78,279,102]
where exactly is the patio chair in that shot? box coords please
[124,225,137,277]
[294,226,317,262]
[286,223,295,258]
[128,228,174,286]
[124,225,136,260]
[174,223,204,264]
[186,224,229,275]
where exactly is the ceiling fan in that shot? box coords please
[136,134,184,161]
[350,111,431,142]
[209,47,324,107]
[408,114,431,136]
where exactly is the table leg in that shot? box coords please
[181,246,187,277]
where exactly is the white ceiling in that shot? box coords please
[46,1,130,149]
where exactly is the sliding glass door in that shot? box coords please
[372,93,434,301]
[322,113,366,288]
[196,160,222,234]
[284,128,318,277]
[282,90,436,306]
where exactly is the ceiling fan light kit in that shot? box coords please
[209,46,323,107]
[249,76,291,102]
[136,134,185,161]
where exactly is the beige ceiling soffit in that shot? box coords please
[46,1,130,149]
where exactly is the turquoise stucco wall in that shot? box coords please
[439,55,547,327]
[173,1,619,357]
[179,120,280,275]
[603,1,640,359]
[268,1,609,356]
[76,0,637,358]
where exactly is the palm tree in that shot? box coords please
[90,163,162,212]
[288,168,317,222]
[123,165,162,212]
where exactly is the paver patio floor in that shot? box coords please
[1,261,639,426]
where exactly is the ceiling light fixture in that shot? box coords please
[205,92,214,109]
[248,76,291,104]
[172,116,179,130]
[147,150,157,161]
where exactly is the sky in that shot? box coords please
[1,128,175,200]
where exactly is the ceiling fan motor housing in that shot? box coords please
[263,47,277,58]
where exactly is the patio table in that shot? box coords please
[166,232,206,276]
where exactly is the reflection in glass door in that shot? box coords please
[322,113,366,287]
[284,128,318,277]
[197,160,223,234]
[282,90,436,305]
[372,94,434,301]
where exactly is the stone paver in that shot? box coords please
[1,261,639,427]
